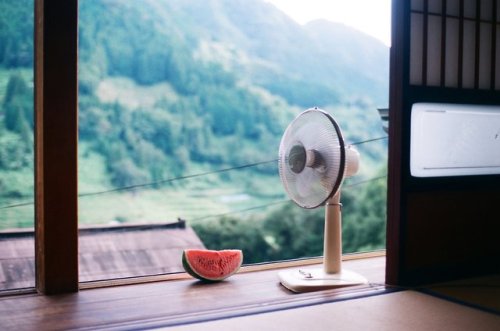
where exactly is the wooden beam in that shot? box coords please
[386,0,408,286]
[35,0,79,294]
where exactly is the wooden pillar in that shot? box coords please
[35,0,79,294]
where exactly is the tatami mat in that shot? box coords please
[422,275,500,314]
[161,290,500,331]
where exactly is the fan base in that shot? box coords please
[279,268,367,293]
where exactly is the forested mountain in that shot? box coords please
[78,0,388,105]
[1,0,388,191]
[1,0,389,259]
[76,0,389,187]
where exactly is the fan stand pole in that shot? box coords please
[324,192,342,274]
[278,191,367,292]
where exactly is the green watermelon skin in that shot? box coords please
[182,249,243,282]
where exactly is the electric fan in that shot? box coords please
[278,107,367,292]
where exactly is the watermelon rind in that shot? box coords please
[182,249,243,282]
[182,251,203,280]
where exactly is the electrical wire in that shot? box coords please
[345,175,387,188]
[349,136,387,146]
[0,159,278,210]
[187,175,389,222]
[0,136,387,210]
[0,201,34,210]
[0,177,388,235]
[190,199,292,222]
[0,174,387,214]
[78,159,278,198]
[78,136,387,197]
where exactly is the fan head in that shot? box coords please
[279,108,358,208]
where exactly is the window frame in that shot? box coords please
[30,0,404,294]
[30,0,394,295]
[36,0,500,295]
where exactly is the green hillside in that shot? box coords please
[0,0,388,261]
[76,0,388,186]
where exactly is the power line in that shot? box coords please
[349,136,387,146]
[0,159,278,209]
[0,201,33,210]
[78,136,386,198]
[190,199,292,222]
[345,175,387,188]
[190,175,388,222]
[78,159,279,198]
[0,175,387,216]
[0,136,387,210]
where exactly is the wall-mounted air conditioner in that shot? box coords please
[411,103,500,177]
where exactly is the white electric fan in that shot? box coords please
[278,107,367,292]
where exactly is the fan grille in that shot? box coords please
[279,108,345,209]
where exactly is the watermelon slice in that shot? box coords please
[182,249,243,282]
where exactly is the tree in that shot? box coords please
[342,170,387,253]
[263,204,324,260]
[0,0,34,68]
[192,216,274,264]
[2,73,33,145]
[109,158,150,188]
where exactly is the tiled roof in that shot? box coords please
[0,221,205,290]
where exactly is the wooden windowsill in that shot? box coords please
[79,250,385,289]
[0,253,387,330]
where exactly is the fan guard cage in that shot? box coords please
[279,108,346,209]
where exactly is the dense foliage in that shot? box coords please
[0,0,388,261]
[193,172,387,264]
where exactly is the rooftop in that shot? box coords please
[0,220,205,290]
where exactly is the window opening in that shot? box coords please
[0,0,35,291]
[0,0,390,285]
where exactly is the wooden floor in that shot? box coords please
[0,256,498,330]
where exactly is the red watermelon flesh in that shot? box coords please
[182,249,243,282]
